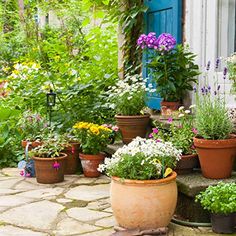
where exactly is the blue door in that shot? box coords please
[143,0,182,110]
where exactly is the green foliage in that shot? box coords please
[73,122,112,154]
[227,53,236,94]
[195,182,236,214]
[148,45,200,102]
[195,95,233,140]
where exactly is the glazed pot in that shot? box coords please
[110,172,177,229]
[193,136,236,179]
[63,142,81,175]
[211,213,235,234]
[79,153,105,178]
[115,114,150,144]
[175,153,199,174]
[161,101,180,116]
[32,153,67,184]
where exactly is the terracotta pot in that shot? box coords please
[211,213,235,234]
[193,136,236,179]
[63,142,81,175]
[79,153,105,178]
[32,153,67,184]
[21,140,42,150]
[161,101,180,116]
[115,114,150,144]
[175,153,199,174]
[111,172,177,229]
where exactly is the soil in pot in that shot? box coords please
[211,213,235,234]
[115,114,150,144]
[175,154,199,174]
[33,153,67,184]
[63,143,82,175]
[79,153,105,178]
[193,136,236,179]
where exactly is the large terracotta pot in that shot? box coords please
[175,153,199,174]
[110,172,177,229]
[32,153,67,184]
[115,114,150,144]
[79,153,105,178]
[161,101,180,116]
[193,136,236,179]
[63,142,81,175]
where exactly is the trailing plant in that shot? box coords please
[195,182,236,214]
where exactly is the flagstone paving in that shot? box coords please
[0,168,234,236]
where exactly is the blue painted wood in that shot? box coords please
[143,0,182,110]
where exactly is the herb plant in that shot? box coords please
[195,182,236,214]
[98,137,182,180]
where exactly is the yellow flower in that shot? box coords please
[164,168,173,177]
[90,126,100,135]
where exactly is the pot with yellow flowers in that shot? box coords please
[73,122,112,177]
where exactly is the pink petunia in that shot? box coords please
[168,117,173,123]
[152,128,158,134]
[192,128,198,134]
[149,133,153,138]
[20,170,25,176]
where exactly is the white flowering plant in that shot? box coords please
[226,53,236,94]
[150,105,197,155]
[107,75,156,116]
[98,137,181,180]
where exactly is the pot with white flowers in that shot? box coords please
[73,122,112,177]
[193,66,236,179]
[29,134,68,184]
[196,182,236,234]
[98,137,182,229]
[107,75,155,144]
[150,105,199,174]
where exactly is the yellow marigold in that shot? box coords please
[90,126,100,135]
[99,126,112,133]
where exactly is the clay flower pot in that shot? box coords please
[79,153,105,178]
[21,140,42,150]
[110,172,177,229]
[32,153,67,184]
[175,153,199,174]
[63,142,81,175]
[161,101,180,116]
[193,136,236,179]
[211,213,235,234]
[115,114,150,144]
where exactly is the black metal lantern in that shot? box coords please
[46,89,56,126]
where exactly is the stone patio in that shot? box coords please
[0,168,233,236]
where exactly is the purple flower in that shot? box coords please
[217,85,221,91]
[193,86,197,93]
[156,139,161,143]
[215,58,220,69]
[201,87,205,94]
[214,91,217,95]
[156,33,176,51]
[53,161,60,170]
[168,117,173,123]
[208,85,211,91]
[149,133,153,138]
[152,128,158,134]
[206,61,211,71]
[223,67,227,76]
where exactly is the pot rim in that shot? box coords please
[112,171,177,186]
[32,152,67,161]
[79,152,105,160]
[115,114,150,119]
[193,136,236,148]
[181,153,198,158]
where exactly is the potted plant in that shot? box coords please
[193,61,236,179]
[61,133,81,175]
[73,121,112,177]
[150,105,199,174]
[196,182,236,234]
[107,74,155,144]
[29,134,68,184]
[137,32,199,115]
[18,110,48,149]
[98,137,182,229]
[227,52,236,94]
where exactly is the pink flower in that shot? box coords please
[156,139,161,143]
[71,146,75,154]
[168,117,173,123]
[192,128,198,134]
[25,173,31,177]
[112,126,119,132]
[149,133,153,138]
[20,170,25,176]
[53,161,60,170]
[191,145,196,149]
[152,128,158,134]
